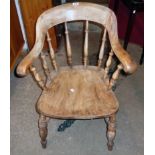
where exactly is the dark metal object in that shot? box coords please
[113,0,119,14]
[123,9,136,49]
[113,0,144,64]
[140,47,144,65]
[57,120,75,132]
[113,0,144,50]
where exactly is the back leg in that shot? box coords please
[38,114,49,148]
[106,113,116,151]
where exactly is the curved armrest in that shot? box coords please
[16,51,35,77]
[16,3,137,76]
[17,28,45,76]
[16,38,44,76]
[113,42,137,74]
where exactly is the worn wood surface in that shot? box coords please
[98,29,107,68]
[38,115,49,148]
[65,22,72,66]
[16,1,137,119]
[29,66,45,90]
[40,52,51,80]
[107,114,116,151]
[17,2,137,76]
[37,66,119,119]
[19,0,57,50]
[16,2,138,150]
[104,50,114,80]
[109,64,123,89]
[84,20,89,67]
[46,32,58,70]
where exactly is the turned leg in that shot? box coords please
[113,0,119,15]
[106,114,116,151]
[123,9,136,50]
[140,47,144,65]
[38,115,49,148]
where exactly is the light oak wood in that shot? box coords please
[64,22,72,66]
[109,64,123,89]
[98,29,107,68]
[17,2,137,76]
[107,114,116,151]
[16,2,138,151]
[46,32,58,70]
[40,52,51,81]
[104,50,114,80]
[38,115,49,148]
[84,20,89,67]
[29,66,45,90]
[37,66,119,119]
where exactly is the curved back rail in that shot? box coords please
[16,2,137,90]
[17,2,137,76]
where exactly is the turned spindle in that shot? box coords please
[104,50,114,80]
[29,65,45,90]
[46,32,58,71]
[64,22,72,66]
[84,20,89,67]
[109,64,123,89]
[98,28,107,68]
[40,52,51,80]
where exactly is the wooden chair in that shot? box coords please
[17,2,137,151]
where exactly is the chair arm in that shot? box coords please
[16,46,40,76]
[16,51,36,77]
[16,29,45,77]
[113,42,137,74]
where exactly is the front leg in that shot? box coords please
[38,114,49,148]
[106,113,116,151]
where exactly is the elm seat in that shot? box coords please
[37,66,119,119]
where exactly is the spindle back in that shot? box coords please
[17,2,137,90]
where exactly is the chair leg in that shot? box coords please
[38,114,49,148]
[123,9,136,50]
[106,114,116,151]
[140,47,144,65]
[113,0,119,15]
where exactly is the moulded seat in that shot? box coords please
[37,66,119,119]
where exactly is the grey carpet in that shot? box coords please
[11,31,143,155]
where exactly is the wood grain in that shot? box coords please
[17,2,137,76]
[98,28,107,68]
[37,66,119,119]
[40,52,51,80]
[46,32,58,70]
[65,22,72,66]
[16,3,138,150]
[29,65,45,90]
[19,0,57,50]
[84,20,89,67]
[10,0,24,70]
[107,114,116,151]
[109,64,123,89]
[104,50,114,80]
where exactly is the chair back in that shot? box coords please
[17,2,137,90]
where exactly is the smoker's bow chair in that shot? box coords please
[17,2,137,151]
